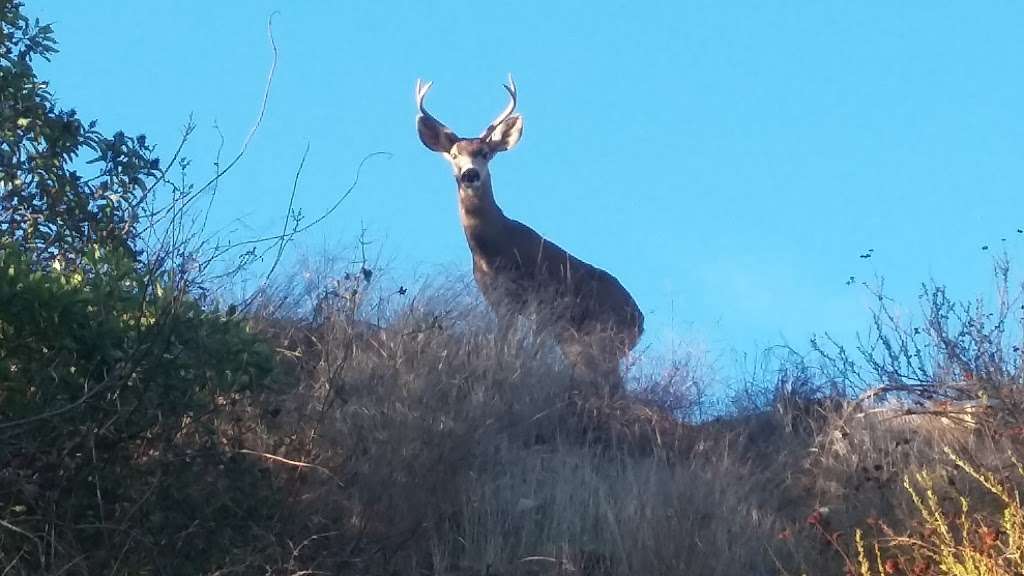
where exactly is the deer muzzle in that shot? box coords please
[460,167,481,185]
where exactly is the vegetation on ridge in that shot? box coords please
[3,3,1024,574]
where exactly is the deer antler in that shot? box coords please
[416,78,442,124]
[481,74,517,138]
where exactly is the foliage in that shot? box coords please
[0,241,273,425]
[1,0,159,268]
[0,3,277,573]
[7,1,1024,575]
[850,448,1024,576]
[0,240,276,574]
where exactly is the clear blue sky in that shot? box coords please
[35,2,1024,363]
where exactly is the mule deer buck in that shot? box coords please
[415,75,644,393]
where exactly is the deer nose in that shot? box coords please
[460,168,481,185]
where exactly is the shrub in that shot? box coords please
[1,1,159,268]
[849,448,1024,576]
[0,240,276,574]
[0,4,293,571]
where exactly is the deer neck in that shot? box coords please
[457,177,509,257]
[458,176,505,229]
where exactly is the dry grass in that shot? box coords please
[232,260,1004,576]
[229,266,815,575]
[210,255,1024,575]
[8,250,1024,575]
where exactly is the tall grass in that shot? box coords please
[240,262,798,574]
[176,254,1024,574]
[6,242,1024,574]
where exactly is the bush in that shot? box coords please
[847,448,1024,576]
[8,2,1024,574]
[0,3,289,571]
[0,241,276,574]
[1,1,159,268]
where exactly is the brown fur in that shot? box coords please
[416,78,644,393]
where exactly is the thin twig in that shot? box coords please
[192,12,279,201]
[0,377,108,430]
[267,142,311,283]
[228,151,391,251]
[236,449,344,485]
[0,519,44,565]
[141,10,280,244]
[198,120,227,238]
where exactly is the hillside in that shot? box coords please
[4,4,1024,574]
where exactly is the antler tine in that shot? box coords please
[415,78,434,116]
[482,73,518,137]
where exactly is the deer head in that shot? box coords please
[416,74,524,193]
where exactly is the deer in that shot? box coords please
[415,75,644,394]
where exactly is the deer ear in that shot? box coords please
[485,114,523,152]
[417,115,459,153]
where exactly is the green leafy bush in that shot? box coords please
[0,241,277,573]
[1,1,159,267]
[0,2,280,572]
